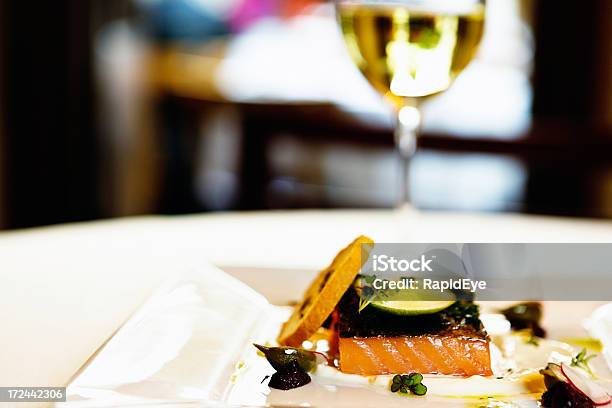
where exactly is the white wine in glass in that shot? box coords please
[336,0,485,206]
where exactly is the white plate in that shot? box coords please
[60,265,612,407]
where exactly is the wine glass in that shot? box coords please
[336,0,486,208]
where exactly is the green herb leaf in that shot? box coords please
[389,373,427,396]
[570,348,597,378]
[400,375,413,386]
[358,297,372,313]
[408,372,423,384]
[363,274,376,284]
[411,383,428,396]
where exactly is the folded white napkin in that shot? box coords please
[63,266,283,407]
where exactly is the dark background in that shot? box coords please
[1,0,611,230]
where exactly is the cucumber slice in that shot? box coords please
[370,299,456,315]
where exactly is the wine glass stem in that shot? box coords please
[395,100,421,208]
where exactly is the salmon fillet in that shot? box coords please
[339,335,493,376]
[335,289,493,377]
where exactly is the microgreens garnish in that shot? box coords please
[570,348,597,378]
[356,275,376,312]
[356,274,395,313]
[390,373,427,396]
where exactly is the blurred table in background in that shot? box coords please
[141,45,612,218]
[95,4,612,221]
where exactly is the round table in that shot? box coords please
[1,209,611,395]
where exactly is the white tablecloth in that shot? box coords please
[1,210,611,396]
